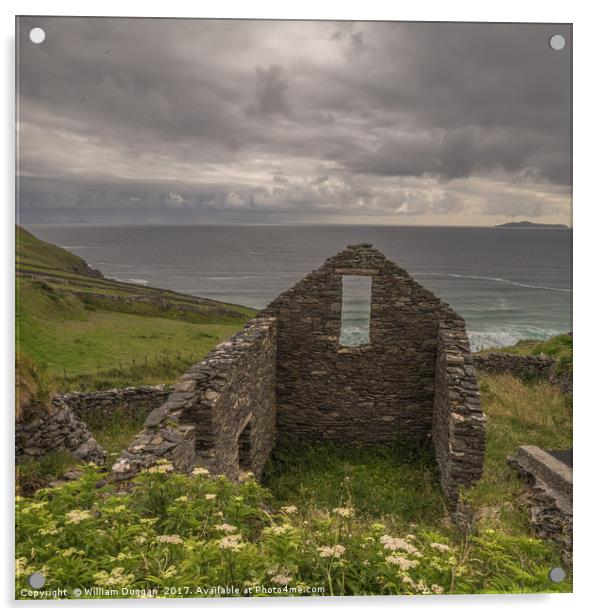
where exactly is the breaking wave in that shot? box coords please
[415,271,570,293]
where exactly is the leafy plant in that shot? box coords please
[15,465,571,599]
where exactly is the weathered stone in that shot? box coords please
[473,352,572,395]
[144,405,169,427]
[109,245,487,523]
[508,446,572,565]
[16,399,106,465]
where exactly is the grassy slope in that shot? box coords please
[16,226,101,276]
[16,226,256,391]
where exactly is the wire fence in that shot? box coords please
[58,351,204,384]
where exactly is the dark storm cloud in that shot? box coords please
[16,17,571,223]
[246,65,291,117]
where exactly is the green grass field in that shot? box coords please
[16,226,255,391]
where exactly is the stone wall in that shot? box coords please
[473,353,554,380]
[54,385,172,424]
[432,319,486,516]
[508,446,572,565]
[473,352,572,394]
[262,243,463,446]
[112,244,486,517]
[16,399,106,465]
[112,317,277,481]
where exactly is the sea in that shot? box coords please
[26,224,572,351]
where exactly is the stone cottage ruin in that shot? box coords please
[112,244,486,513]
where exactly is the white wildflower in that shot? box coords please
[60,547,84,557]
[269,524,292,536]
[214,523,237,533]
[218,534,244,552]
[65,509,92,524]
[146,463,173,474]
[205,493,216,501]
[93,567,134,588]
[385,555,419,570]
[192,467,210,476]
[380,535,422,556]
[317,545,346,558]
[281,505,298,514]
[332,507,354,518]
[156,534,183,544]
[430,542,452,553]
[15,557,28,576]
[39,522,60,536]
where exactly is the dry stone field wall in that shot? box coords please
[473,353,554,381]
[111,317,277,480]
[16,399,106,465]
[55,385,172,424]
[473,352,572,394]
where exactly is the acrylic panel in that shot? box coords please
[15,17,572,601]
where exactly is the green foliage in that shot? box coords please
[14,374,573,598]
[16,450,78,496]
[15,465,570,599]
[87,409,147,467]
[15,351,56,417]
[263,440,445,523]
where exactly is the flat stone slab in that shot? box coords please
[510,445,572,499]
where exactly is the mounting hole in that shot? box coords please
[28,572,46,589]
[549,34,566,51]
[29,27,46,44]
[549,567,566,583]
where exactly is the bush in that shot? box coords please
[15,465,571,599]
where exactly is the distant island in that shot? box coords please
[495,221,569,229]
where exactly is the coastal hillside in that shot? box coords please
[16,226,256,392]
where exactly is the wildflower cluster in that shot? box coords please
[15,464,571,599]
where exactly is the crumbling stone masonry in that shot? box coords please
[16,398,106,465]
[508,446,572,565]
[55,385,172,424]
[112,317,276,480]
[113,244,486,513]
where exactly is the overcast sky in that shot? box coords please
[17,17,571,225]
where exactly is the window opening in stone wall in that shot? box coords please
[238,420,253,471]
[339,275,372,347]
